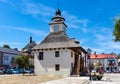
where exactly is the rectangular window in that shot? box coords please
[71,52,73,58]
[4,56,9,60]
[39,52,43,60]
[71,63,73,68]
[55,64,60,71]
[55,51,59,57]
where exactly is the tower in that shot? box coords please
[49,9,67,33]
[33,8,87,77]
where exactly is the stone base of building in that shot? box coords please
[34,71,70,77]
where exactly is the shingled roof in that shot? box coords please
[0,47,22,55]
[90,54,117,59]
[33,31,81,49]
[23,41,36,53]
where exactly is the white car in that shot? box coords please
[106,70,111,73]
[91,69,96,73]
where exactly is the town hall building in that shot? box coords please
[33,9,88,77]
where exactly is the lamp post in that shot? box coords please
[87,48,92,80]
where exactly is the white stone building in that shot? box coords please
[90,53,118,72]
[33,9,87,77]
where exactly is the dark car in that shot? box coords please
[10,69,20,74]
[5,69,20,74]
[20,69,34,74]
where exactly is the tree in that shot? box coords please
[113,19,120,42]
[117,54,120,59]
[95,61,102,69]
[3,44,10,48]
[14,55,29,69]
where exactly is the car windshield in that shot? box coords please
[92,70,96,72]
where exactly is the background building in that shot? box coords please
[90,53,118,72]
[0,47,22,68]
[22,36,36,68]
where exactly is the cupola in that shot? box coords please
[49,9,67,33]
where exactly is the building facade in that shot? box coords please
[90,53,118,72]
[33,9,87,77]
[0,47,22,68]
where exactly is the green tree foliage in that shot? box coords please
[14,55,29,69]
[117,54,120,59]
[113,19,120,42]
[3,44,10,48]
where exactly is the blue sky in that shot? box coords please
[0,0,120,54]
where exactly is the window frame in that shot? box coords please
[55,51,59,57]
[55,64,60,71]
[4,55,9,61]
[39,52,44,60]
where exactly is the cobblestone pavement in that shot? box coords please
[40,77,90,84]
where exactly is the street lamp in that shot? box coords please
[87,48,92,80]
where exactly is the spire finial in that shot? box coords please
[56,3,61,16]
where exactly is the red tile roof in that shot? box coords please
[90,54,117,59]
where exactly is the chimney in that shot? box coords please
[94,52,97,57]
[30,36,32,43]
[94,52,96,55]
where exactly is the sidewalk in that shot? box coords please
[90,73,120,84]
[40,77,90,84]
[90,81,120,84]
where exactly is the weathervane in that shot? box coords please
[57,3,60,9]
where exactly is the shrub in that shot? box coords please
[97,75,103,80]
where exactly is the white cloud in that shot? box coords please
[81,24,120,54]
[91,48,105,53]
[62,10,89,29]
[21,2,89,29]
[22,2,54,17]
[99,41,120,49]
[95,34,109,41]
[0,41,23,45]
[113,16,120,20]
[79,39,87,45]
[90,25,120,53]
[1,0,89,30]
[0,0,16,7]
[82,45,105,54]
[0,25,47,36]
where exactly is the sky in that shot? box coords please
[0,0,120,54]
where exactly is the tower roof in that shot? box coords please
[49,8,66,27]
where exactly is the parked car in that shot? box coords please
[20,69,34,74]
[5,69,20,74]
[113,70,119,73]
[106,70,111,73]
[0,67,5,74]
[12,69,20,74]
[0,70,4,74]
[91,69,96,73]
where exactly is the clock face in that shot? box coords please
[54,25,59,31]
